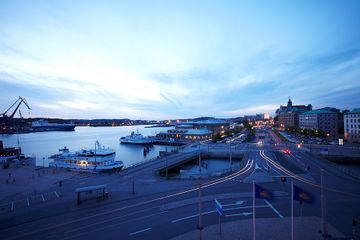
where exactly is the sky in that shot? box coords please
[0,0,360,120]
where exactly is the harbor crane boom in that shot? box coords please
[1,96,31,119]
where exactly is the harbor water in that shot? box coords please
[0,125,177,167]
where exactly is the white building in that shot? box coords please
[263,113,270,120]
[344,108,360,143]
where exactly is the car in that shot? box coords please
[282,149,291,155]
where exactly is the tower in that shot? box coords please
[287,97,292,108]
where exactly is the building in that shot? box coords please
[178,119,229,137]
[299,108,343,139]
[156,128,212,141]
[244,114,267,121]
[344,108,360,143]
[275,98,312,128]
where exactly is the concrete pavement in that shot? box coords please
[171,216,345,240]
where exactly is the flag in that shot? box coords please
[255,184,272,200]
[293,185,313,203]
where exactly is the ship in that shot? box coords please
[0,140,22,163]
[119,131,153,144]
[48,141,123,171]
[32,119,75,132]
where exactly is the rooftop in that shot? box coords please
[302,109,338,115]
[184,119,228,125]
[161,128,212,135]
[346,108,360,114]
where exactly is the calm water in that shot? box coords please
[0,125,176,167]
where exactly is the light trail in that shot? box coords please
[5,157,254,240]
[260,150,360,197]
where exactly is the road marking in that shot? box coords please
[222,201,244,207]
[264,199,283,218]
[64,207,165,234]
[261,153,283,175]
[41,194,45,202]
[129,227,152,236]
[171,205,268,223]
[62,211,166,240]
[11,202,14,211]
[226,212,253,217]
[224,205,267,211]
[26,198,30,207]
[54,191,59,198]
[171,210,216,223]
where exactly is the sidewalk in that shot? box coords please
[170,216,346,240]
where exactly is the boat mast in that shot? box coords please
[94,141,97,170]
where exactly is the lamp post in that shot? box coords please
[229,143,232,172]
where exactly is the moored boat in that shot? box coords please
[49,141,123,171]
[120,131,153,145]
[0,140,22,163]
[32,119,75,132]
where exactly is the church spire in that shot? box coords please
[287,97,292,108]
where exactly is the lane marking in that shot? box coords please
[171,210,215,223]
[260,152,283,176]
[171,205,268,223]
[41,194,45,202]
[11,202,14,211]
[222,201,244,207]
[62,211,167,240]
[129,227,152,236]
[226,212,253,217]
[264,199,283,218]
[54,191,59,198]
[224,205,267,211]
[26,198,30,207]
[64,206,163,234]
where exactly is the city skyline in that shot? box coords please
[1,1,360,119]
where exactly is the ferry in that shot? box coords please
[0,140,22,163]
[120,131,153,145]
[32,119,75,132]
[49,141,123,171]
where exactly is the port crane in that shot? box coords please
[1,96,31,119]
[1,96,31,130]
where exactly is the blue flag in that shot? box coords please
[255,184,272,200]
[293,185,313,203]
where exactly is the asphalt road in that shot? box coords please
[1,129,360,240]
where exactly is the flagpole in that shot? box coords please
[291,181,294,240]
[253,181,256,240]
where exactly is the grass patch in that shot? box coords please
[273,129,290,142]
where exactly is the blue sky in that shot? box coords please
[0,0,360,119]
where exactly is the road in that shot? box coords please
[1,129,360,239]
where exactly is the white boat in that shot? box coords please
[49,141,123,171]
[120,131,153,144]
